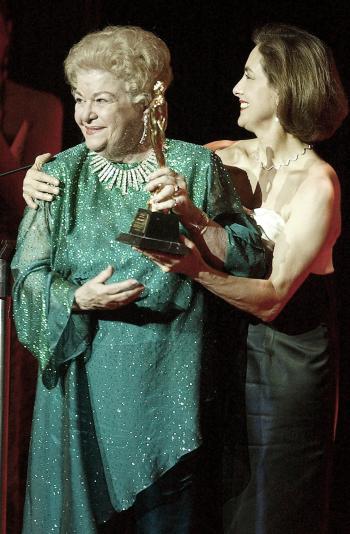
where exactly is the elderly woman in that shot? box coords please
[138,24,347,534]
[12,26,267,533]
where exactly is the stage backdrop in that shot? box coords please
[6,1,350,533]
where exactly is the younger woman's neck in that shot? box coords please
[256,129,309,169]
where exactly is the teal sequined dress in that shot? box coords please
[12,139,266,533]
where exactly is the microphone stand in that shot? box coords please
[0,163,33,178]
[0,240,15,534]
[0,155,57,178]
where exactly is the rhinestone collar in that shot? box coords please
[89,150,158,195]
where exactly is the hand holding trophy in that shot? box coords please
[117,81,188,255]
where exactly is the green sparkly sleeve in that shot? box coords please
[11,202,92,389]
[207,153,268,278]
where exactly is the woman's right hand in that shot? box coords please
[136,235,209,279]
[73,266,145,311]
[23,153,60,208]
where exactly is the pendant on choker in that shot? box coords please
[89,150,158,195]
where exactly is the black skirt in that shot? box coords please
[224,275,338,534]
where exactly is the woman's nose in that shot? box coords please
[232,82,242,97]
[232,76,245,97]
[82,101,98,122]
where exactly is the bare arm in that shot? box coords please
[142,164,340,321]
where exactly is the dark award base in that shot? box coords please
[117,208,188,255]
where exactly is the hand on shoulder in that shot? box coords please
[23,153,60,209]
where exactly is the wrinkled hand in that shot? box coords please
[145,166,192,216]
[23,153,60,209]
[135,235,207,279]
[74,266,145,311]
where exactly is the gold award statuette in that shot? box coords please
[117,81,188,255]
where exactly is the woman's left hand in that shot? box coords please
[145,167,191,216]
[135,235,208,278]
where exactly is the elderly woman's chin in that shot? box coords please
[84,136,107,154]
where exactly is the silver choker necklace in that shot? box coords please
[255,144,312,171]
[89,150,158,195]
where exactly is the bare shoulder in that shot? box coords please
[298,158,340,201]
[217,139,256,167]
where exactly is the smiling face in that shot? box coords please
[73,69,145,161]
[232,46,279,135]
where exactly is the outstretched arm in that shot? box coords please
[141,163,340,321]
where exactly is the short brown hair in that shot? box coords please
[253,23,348,142]
[64,25,173,105]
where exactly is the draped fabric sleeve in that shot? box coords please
[11,202,92,389]
[207,152,268,278]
